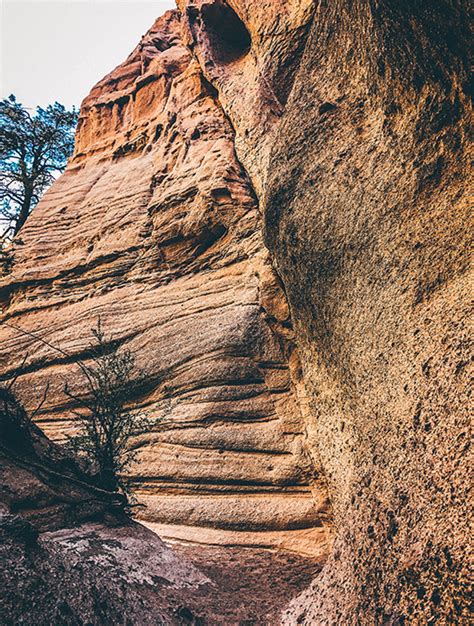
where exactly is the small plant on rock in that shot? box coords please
[64,320,149,504]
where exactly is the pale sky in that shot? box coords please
[1,0,175,111]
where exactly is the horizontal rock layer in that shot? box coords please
[0,9,330,541]
[181,0,471,623]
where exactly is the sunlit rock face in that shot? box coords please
[0,1,470,623]
[0,10,331,541]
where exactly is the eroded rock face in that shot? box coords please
[0,10,330,540]
[177,0,315,191]
[0,388,208,625]
[0,386,126,530]
[263,2,471,624]
[0,1,470,623]
[182,0,471,623]
[0,388,324,624]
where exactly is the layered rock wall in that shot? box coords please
[0,1,470,623]
[180,0,472,622]
[0,10,330,541]
[0,388,215,625]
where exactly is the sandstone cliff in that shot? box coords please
[266,2,471,622]
[0,9,330,547]
[1,1,471,624]
[180,0,472,623]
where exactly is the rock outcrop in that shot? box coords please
[0,385,126,530]
[0,388,323,624]
[266,2,471,622]
[1,1,471,623]
[0,9,330,545]
[180,0,471,623]
[0,388,204,625]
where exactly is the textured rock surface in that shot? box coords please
[0,1,470,623]
[0,386,126,531]
[177,0,315,191]
[0,9,330,542]
[1,517,324,625]
[262,2,471,623]
[0,388,325,625]
[183,0,471,623]
[0,515,207,625]
[0,386,202,624]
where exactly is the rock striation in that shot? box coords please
[0,386,204,625]
[0,9,330,544]
[0,387,323,624]
[0,1,471,623]
[180,0,472,623]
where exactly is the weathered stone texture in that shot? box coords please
[0,9,330,541]
[0,1,471,623]
[0,388,323,624]
[181,0,471,623]
[262,1,472,623]
[177,0,314,192]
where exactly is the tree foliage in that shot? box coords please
[64,321,149,502]
[0,94,78,240]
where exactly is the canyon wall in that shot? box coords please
[0,1,471,623]
[2,389,320,626]
[181,0,472,623]
[0,387,214,625]
[267,2,471,622]
[0,9,330,547]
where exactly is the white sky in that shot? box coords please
[1,0,176,111]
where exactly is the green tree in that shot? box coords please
[0,94,78,240]
[64,321,150,502]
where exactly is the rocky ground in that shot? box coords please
[1,516,323,625]
[170,541,324,624]
[0,386,324,625]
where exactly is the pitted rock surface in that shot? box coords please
[0,1,470,624]
[182,0,471,623]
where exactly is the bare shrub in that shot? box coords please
[64,320,149,503]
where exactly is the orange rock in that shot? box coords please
[181,1,471,622]
[1,1,470,622]
[0,9,329,543]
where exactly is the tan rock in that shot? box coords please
[183,0,471,622]
[2,1,470,622]
[264,2,471,624]
[0,9,329,544]
[177,0,315,192]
